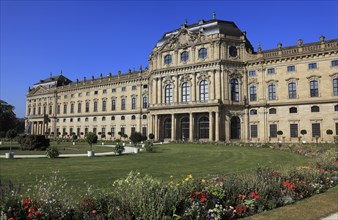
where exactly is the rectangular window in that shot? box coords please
[86,92,90,96]
[94,91,98,95]
[103,89,107,94]
[85,102,89,113]
[332,60,338,67]
[111,99,116,111]
[131,127,136,135]
[268,84,276,100]
[121,99,126,110]
[142,127,147,137]
[71,94,74,98]
[312,123,321,137]
[78,103,81,113]
[122,87,126,92]
[93,127,97,134]
[290,124,298,138]
[269,124,277,138]
[132,85,137,90]
[333,79,338,96]
[111,127,115,137]
[249,71,256,76]
[308,63,317,69]
[288,82,297,99]
[250,86,257,101]
[85,128,88,135]
[336,123,338,135]
[143,96,148,108]
[143,85,148,89]
[70,104,74,113]
[310,80,319,97]
[120,127,125,135]
[63,104,67,114]
[287,65,295,72]
[57,105,60,114]
[267,68,275,74]
[77,127,80,136]
[112,88,116,93]
[132,98,136,109]
[64,95,68,99]
[78,93,82,97]
[250,125,258,138]
[49,105,52,115]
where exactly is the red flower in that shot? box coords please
[9,218,15,220]
[23,199,31,205]
[29,206,36,212]
[35,211,41,216]
[191,197,195,201]
[283,180,296,190]
[91,210,97,214]
[27,213,34,218]
[250,192,261,199]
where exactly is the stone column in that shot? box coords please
[152,79,157,105]
[215,70,221,100]
[215,111,219,142]
[154,114,158,141]
[224,70,229,101]
[212,71,216,100]
[189,112,194,141]
[225,114,230,142]
[171,114,176,141]
[176,75,180,104]
[157,78,161,104]
[209,112,214,141]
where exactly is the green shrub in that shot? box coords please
[144,140,153,152]
[18,134,50,150]
[46,147,60,158]
[113,142,125,155]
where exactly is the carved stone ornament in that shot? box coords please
[161,29,201,51]
[179,73,192,85]
[162,76,175,88]
[227,69,243,81]
[227,110,245,117]
[197,71,210,83]
[248,78,258,84]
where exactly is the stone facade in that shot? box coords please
[25,19,338,143]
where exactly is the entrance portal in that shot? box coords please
[230,116,241,139]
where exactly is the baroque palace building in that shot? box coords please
[25,18,338,143]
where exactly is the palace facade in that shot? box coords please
[25,19,338,143]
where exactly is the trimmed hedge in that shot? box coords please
[18,134,50,150]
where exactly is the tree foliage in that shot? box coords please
[85,132,98,151]
[0,100,17,132]
[130,132,143,146]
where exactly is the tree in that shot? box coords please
[130,132,143,146]
[0,100,17,133]
[149,133,155,142]
[85,132,98,151]
[6,129,17,153]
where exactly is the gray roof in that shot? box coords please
[157,19,243,47]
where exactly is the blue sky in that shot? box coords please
[1,0,337,118]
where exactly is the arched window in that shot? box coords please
[311,106,320,112]
[181,51,189,62]
[250,109,257,115]
[181,117,189,140]
[333,78,337,96]
[335,105,338,111]
[102,116,106,121]
[199,80,208,102]
[111,116,115,120]
[142,115,147,119]
[121,116,125,120]
[102,100,106,112]
[199,117,209,139]
[165,84,173,104]
[288,82,297,99]
[230,79,239,101]
[268,84,276,100]
[198,48,207,59]
[131,115,136,120]
[182,82,190,103]
[93,117,97,121]
[269,108,277,114]
[131,97,136,109]
[164,118,171,139]
[310,80,319,97]
[164,54,172,65]
[249,86,257,101]
[289,107,297,113]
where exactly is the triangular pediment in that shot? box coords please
[159,28,202,52]
[31,86,48,95]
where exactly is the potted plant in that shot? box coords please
[300,129,307,144]
[85,132,98,157]
[113,142,125,155]
[130,132,143,153]
[5,129,17,159]
[149,133,155,143]
[101,134,106,145]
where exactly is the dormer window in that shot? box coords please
[229,46,238,57]
[164,54,172,65]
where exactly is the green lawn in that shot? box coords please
[0,143,314,191]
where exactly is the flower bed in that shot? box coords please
[1,145,337,220]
